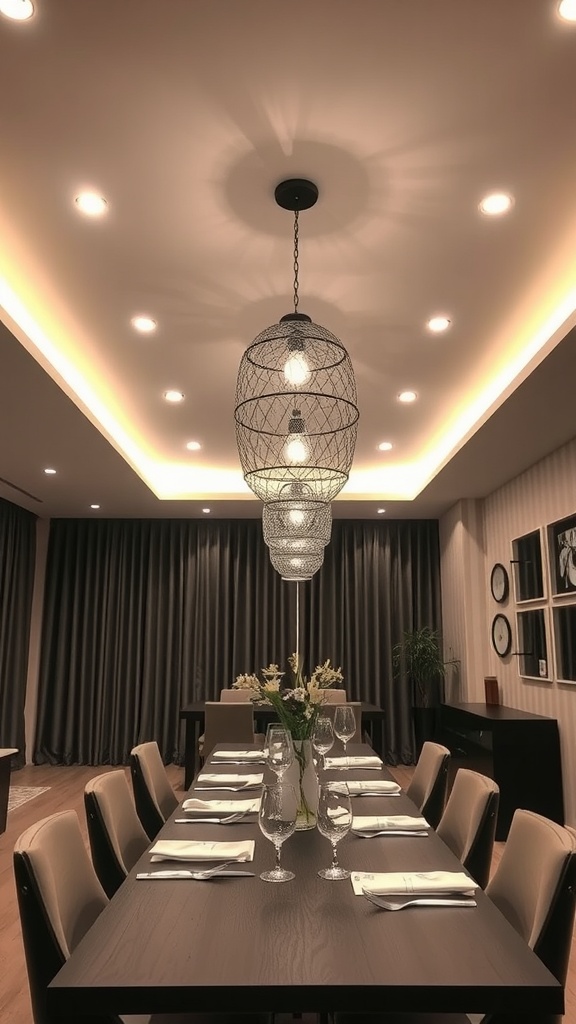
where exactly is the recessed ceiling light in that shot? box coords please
[427,316,451,333]
[377,441,393,451]
[397,391,417,403]
[43,467,56,475]
[202,508,211,514]
[74,192,108,217]
[478,192,514,216]
[186,440,202,451]
[558,0,576,21]
[0,0,34,20]
[377,508,386,514]
[164,390,185,403]
[131,315,157,334]
[90,504,101,510]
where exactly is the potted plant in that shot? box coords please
[392,627,457,752]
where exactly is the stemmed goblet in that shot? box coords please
[258,783,297,882]
[312,715,334,772]
[316,781,352,880]
[265,725,294,781]
[333,705,356,759]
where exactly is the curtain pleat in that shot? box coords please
[34,517,440,766]
[0,497,37,765]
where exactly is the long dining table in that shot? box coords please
[48,742,563,1018]
[179,700,387,787]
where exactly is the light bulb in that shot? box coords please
[283,351,310,387]
[284,435,310,464]
[288,508,306,527]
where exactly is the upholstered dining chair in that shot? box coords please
[334,809,576,1024]
[13,809,272,1024]
[405,741,450,828]
[130,741,179,841]
[435,768,500,888]
[321,689,348,704]
[219,688,251,702]
[198,701,263,762]
[84,770,150,897]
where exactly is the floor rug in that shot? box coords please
[7,785,51,812]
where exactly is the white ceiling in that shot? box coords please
[1,0,576,521]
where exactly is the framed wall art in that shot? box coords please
[547,513,576,597]
[511,529,545,602]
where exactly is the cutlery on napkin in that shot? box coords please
[182,797,260,814]
[352,815,429,834]
[362,890,476,910]
[149,839,255,863]
[325,755,384,770]
[346,780,401,796]
[196,773,263,786]
[350,870,478,897]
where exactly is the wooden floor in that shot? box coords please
[0,763,575,1024]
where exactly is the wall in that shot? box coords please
[440,436,576,825]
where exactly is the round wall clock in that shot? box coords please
[490,562,509,603]
[491,614,512,657]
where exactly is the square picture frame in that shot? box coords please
[547,513,576,597]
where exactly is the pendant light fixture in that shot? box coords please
[234,179,359,504]
[269,547,325,583]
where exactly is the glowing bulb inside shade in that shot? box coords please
[283,351,310,387]
[288,508,306,526]
[0,0,34,18]
[558,0,576,21]
[284,435,310,464]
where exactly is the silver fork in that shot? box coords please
[352,829,427,837]
[362,888,476,910]
[174,813,246,824]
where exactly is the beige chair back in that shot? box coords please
[130,740,178,840]
[14,810,107,960]
[406,740,450,827]
[487,809,576,950]
[84,770,149,897]
[220,688,251,702]
[436,768,499,888]
[321,689,348,704]
[201,701,256,760]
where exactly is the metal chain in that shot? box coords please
[293,210,299,313]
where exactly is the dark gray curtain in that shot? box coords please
[34,517,440,767]
[0,497,37,766]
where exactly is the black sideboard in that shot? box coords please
[437,702,564,840]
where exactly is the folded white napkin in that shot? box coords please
[196,773,263,785]
[150,839,255,863]
[351,870,478,896]
[352,815,428,832]
[211,750,265,761]
[325,755,383,769]
[182,797,260,813]
[346,780,401,795]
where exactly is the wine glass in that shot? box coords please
[333,705,356,758]
[316,781,352,880]
[265,725,294,781]
[258,783,297,882]
[312,716,334,771]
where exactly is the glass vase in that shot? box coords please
[285,739,319,830]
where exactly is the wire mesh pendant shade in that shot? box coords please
[235,313,359,502]
[269,546,325,582]
[263,496,332,550]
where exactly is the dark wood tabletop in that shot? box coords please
[48,742,563,1018]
